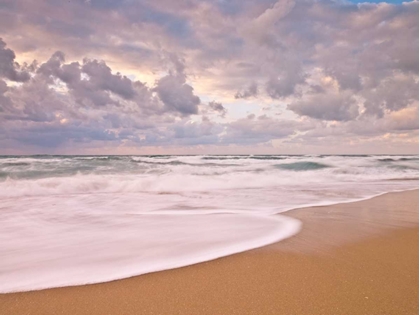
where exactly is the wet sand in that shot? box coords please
[0,189,418,315]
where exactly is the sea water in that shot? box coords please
[0,155,418,292]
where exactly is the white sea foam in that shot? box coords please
[0,197,301,293]
[0,155,418,292]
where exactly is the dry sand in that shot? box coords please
[0,189,418,315]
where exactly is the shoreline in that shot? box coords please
[270,185,419,220]
[1,187,417,294]
[0,189,418,314]
[269,188,418,253]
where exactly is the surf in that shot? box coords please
[0,155,417,293]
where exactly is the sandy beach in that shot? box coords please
[2,0,418,312]
[0,189,418,315]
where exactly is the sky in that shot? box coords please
[0,0,418,155]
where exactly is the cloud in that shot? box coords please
[0,38,30,82]
[37,52,140,107]
[81,59,136,100]
[154,74,200,115]
[207,101,227,117]
[0,79,12,113]
[288,93,360,121]
[235,82,258,99]
[244,0,296,46]
[222,116,303,144]
[361,74,419,117]
[153,56,201,115]
[265,71,305,99]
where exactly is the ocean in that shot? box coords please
[0,154,418,292]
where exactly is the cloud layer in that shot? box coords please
[0,0,418,154]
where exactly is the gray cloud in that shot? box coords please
[81,59,136,100]
[0,38,30,82]
[37,52,140,107]
[154,74,200,115]
[153,56,201,115]
[266,73,303,99]
[361,75,419,118]
[0,79,12,113]
[221,116,303,144]
[288,93,360,121]
[235,82,258,99]
[207,101,227,117]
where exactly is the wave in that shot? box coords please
[132,159,239,167]
[1,162,31,166]
[274,161,331,171]
[378,158,396,162]
[399,157,419,161]
[387,164,419,170]
[378,157,419,162]
[202,156,286,160]
[319,154,371,158]
[73,156,128,161]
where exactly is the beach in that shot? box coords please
[1,0,418,312]
[1,189,417,315]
